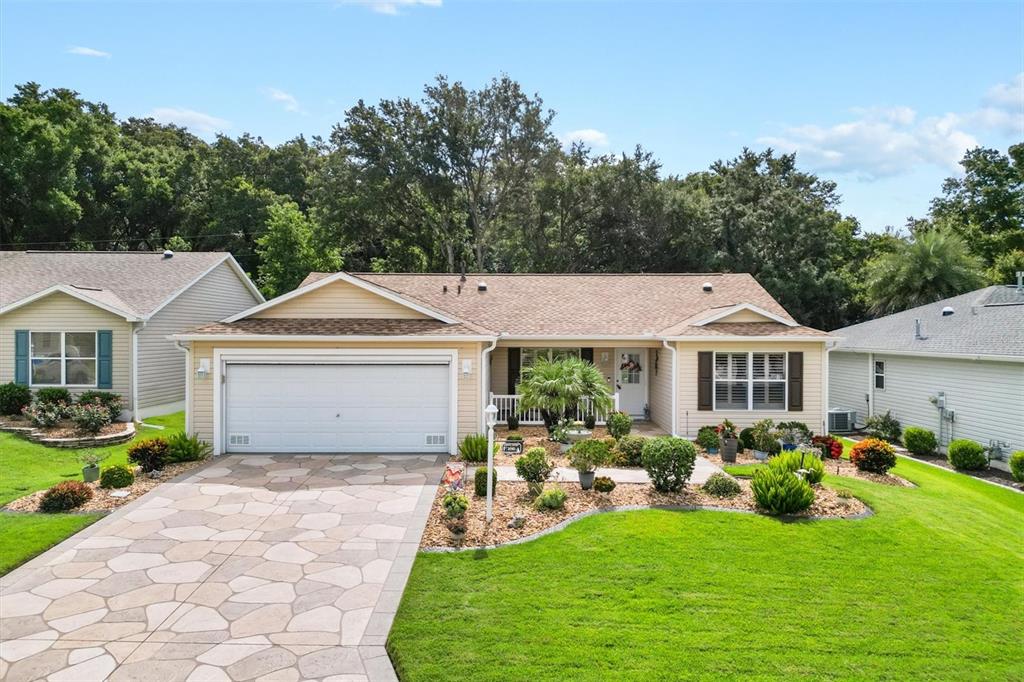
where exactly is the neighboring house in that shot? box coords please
[170,271,834,456]
[829,283,1024,468]
[0,251,263,420]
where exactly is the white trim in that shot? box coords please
[27,330,99,388]
[145,254,264,319]
[665,335,832,342]
[175,341,191,433]
[867,352,875,419]
[692,303,797,327]
[168,333,496,343]
[221,271,458,324]
[662,340,678,436]
[834,347,1024,363]
[497,335,661,342]
[711,350,788,412]
[212,347,459,457]
[822,340,834,436]
[131,322,142,421]
[480,339,498,432]
[1,285,140,321]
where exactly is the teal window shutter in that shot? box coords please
[14,330,29,385]
[97,330,113,389]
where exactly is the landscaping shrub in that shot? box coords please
[506,415,519,430]
[614,434,646,467]
[583,414,597,430]
[739,427,755,451]
[593,476,616,493]
[39,480,93,513]
[751,467,814,514]
[702,472,741,498]
[776,421,812,445]
[751,419,781,455]
[459,433,489,463]
[128,437,169,472]
[1009,451,1024,483]
[850,438,897,474]
[68,401,112,434]
[864,411,902,443]
[22,401,65,428]
[0,382,31,415]
[76,390,123,416]
[100,464,135,489]
[533,487,567,511]
[474,467,498,497]
[606,411,632,439]
[947,439,987,471]
[515,447,553,496]
[568,438,610,472]
[768,448,825,484]
[505,432,523,441]
[902,426,938,456]
[165,432,213,463]
[811,435,843,459]
[35,387,72,406]
[641,436,697,493]
[695,426,719,451]
[518,356,613,432]
[442,491,469,519]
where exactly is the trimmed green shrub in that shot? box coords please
[947,439,987,471]
[864,411,902,443]
[165,432,213,463]
[593,476,616,493]
[77,390,123,416]
[703,472,741,498]
[739,427,755,451]
[776,421,812,444]
[641,436,697,493]
[583,414,597,430]
[474,467,498,497]
[100,464,135,489]
[128,437,169,472]
[695,426,719,451]
[39,480,93,513]
[459,434,489,463]
[1009,451,1024,483]
[68,401,111,434]
[506,432,523,441]
[23,401,65,428]
[902,426,938,456]
[0,382,32,416]
[751,467,815,514]
[533,487,567,510]
[606,411,632,439]
[35,387,72,406]
[568,438,610,473]
[515,447,553,496]
[850,438,897,474]
[442,492,468,519]
[506,415,519,430]
[614,435,646,467]
[769,448,825,485]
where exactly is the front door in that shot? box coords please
[614,348,647,418]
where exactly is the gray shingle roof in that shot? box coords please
[0,251,237,318]
[832,286,1024,358]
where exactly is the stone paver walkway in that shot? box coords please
[0,454,445,682]
[490,456,724,484]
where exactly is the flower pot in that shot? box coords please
[82,464,99,483]
[707,447,719,455]
[578,471,596,490]
[559,441,571,453]
[566,429,592,444]
[527,481,544,498]
[753,450,768,461]
[782,443,798,451]
[721,438,738,463]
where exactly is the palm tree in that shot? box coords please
[517,356,613,432]
[864,225,985,316]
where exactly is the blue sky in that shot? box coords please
[3,0,1022,232]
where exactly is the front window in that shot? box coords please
[874,360,885,390]
[714,351,787,410]
[30,332,97,386]
[520,347,580,368]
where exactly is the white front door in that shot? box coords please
[614,348,647,418]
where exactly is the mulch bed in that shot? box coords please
[0,416,131,439]
[480,425,647,468]
[703,450,915,488]
[421,478,869,550]
[3,460,205,514]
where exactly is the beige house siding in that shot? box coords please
[188,340,483,449]
[0,292,133,409]
[649,345,673,431]
[136,261,261,417]
[253,280,430,319]
[490,346,509,396]
[675,341,826,436]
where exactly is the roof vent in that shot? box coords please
[477,281,487,292]
[702,282,713,292]
[914,318,926,340]
[162,249,174,259]
[941,306,954,317]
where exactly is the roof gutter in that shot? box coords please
[167,333,499,343]
[832,347,1024,363]
[480,336,499,431]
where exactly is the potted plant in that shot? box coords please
[568,439,610,490]
[515,447,554,498]
[565,420,592,444]
[750,419,775,461]
[696,426,719,455]
[78,450,107,483]
[583,414,597,430]
[716,420,739,463]
[507,414,520,431]
[550,419,573,453]
[518,356,613,435]
[442,488,469,542]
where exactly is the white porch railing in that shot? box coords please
[490,393,620,425]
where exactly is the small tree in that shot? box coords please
[517,356,613,432]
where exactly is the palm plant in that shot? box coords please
[517,356,613,432]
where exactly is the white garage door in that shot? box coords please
[224,362,450,453]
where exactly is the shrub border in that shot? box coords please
[0,421,135,448]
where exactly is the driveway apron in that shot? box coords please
[0,454,445,682]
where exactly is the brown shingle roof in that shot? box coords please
[184,318,486,337]
[670,322,830,337]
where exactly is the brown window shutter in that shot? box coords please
[581,348,594,363]
[508,348,521,394]
[788,352,803,411]
[697,351,713,411]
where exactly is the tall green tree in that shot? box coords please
[256,200,341,298]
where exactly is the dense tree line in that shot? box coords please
[1,78,1020,330]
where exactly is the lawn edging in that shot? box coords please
[0,420,136,448]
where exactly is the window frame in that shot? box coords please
[520,347,581,369]
[712,351,788,412]
[29,331,99,388]
[874,360,885,391]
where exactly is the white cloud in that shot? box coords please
[340,0,441,15]
[265,87,302,113]
[984,72,1023,109]
[67,46,110,58]
[562,128,610,148]
[149,107,231,136]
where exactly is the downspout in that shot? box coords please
[132,321,145,423]
[823,340,834,436]
[480,337,499,432]
[662,340,678,436]
[175,340,191,433]
[866,352,874,422]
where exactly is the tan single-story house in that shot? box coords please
[170,271,835,456]
[0,251,263,420]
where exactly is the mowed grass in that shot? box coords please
[388,456,1024,681]
[0,412,184,575]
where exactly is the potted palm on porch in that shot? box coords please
[517,356,614,444]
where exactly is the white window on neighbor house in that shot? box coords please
[874,360,885,390]
[30,332,97,387]
[714,351,786,411]
[520,347,580,368]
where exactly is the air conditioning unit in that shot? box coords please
[828,409,857,433]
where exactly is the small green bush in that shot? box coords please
[100,464,135,489]
[0,382,32,415]
[902,426,938,456]
[703,472,741,498]
[947,439,987,471]
[593,476,616,493]
[506,415,520,430]
[442,491,469,519]
[35,387,72,406]
[614,435,646,467]
[568,438,610,473]
[77,390,123,416]
[751,467,815,514]
[533,487,567,511]
[738,427,755,451]
[776,421,812,444]
[606,411,632,439]
[864,411,902,443]
[68,401,112,435]
[165,432,213,463]
[506,432,523,441]
[850,438,897,474]
[39,480,94,513]
[1009,451,1024,483]
[641,436,697,493]
[459,433,490,463]
[769,448,825,485]
[695,426,719,451]
[474,467,498,497]
[128,437,169,472]
[515,447,553,485]
[583,414,597,430]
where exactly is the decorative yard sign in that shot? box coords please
[441,462,464,491]
[501,440,523,455]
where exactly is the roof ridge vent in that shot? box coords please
[163,249,174,259]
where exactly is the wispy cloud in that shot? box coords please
[265,87,303,113]
[149,107,231,136]
[562,128,610,148]
[340,0,441,15]
[67,46,111,58]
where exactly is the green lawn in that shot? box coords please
[389,456,1024,681]
[0,412,184,575]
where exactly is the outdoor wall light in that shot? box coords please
[196,358,210,379]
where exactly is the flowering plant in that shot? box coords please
[811,435,843,459]
[22,401,66,428]
[68,400,112,435]
[715,419,737,440]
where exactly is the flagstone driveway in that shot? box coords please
[0,454,445,682]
